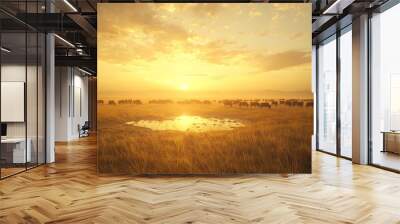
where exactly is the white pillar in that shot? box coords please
[46,33,55,163]
[45,0,56,163]
[352,14,369,164]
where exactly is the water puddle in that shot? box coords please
[126,115,244,132]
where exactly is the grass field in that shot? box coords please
[98,103,313,174]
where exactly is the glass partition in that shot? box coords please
[317,35,337,154]
[0,2,46,179]
[27,31,38,169]
[1,31,28,177]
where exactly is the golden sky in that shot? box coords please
[98,3,311,100]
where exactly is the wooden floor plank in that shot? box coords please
[0,136,399,223]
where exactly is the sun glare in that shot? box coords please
[179,83,189,91]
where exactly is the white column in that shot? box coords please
[45,0,56,163]
[46,33,55,163]
[352,14,369,164]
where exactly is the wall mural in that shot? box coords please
[98,3,312,174]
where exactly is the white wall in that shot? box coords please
[72,73,89,138]
[0,65,40,138]
[55,67,89,141]
[1,63,46,164]
[1,65,26,138]
[55,67,70,141]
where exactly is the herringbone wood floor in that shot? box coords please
[1,136,400,224]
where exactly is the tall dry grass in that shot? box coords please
[98,103,312,174]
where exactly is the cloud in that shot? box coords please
[187,4,224,18]
[184,74,209,77]
[249,10,262,17]
[154,3,224,18]
[194,40,246,65]
[98,4,233,65]
[98,4,310,74]
[252,51,310,73]
[290,32,304,40]
[271,4,302,11]
[98,4,192,63]
[188,39,309,72]
[258,30,271,37]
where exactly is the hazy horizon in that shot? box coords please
[99,89,313,101]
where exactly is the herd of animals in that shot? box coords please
[98,98,313,108]
[219,99,313,108]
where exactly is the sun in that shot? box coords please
[179,83,189,91]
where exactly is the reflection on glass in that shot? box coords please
[318,36,337,154]
[1,32,27,177]
[390,75,400,130]
[27,32,38,169]
[371,4,400,171]
[0,1,47,179]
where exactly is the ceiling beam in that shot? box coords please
[55,55,96,70]
[67,13,97,45]
[323,0,356,14]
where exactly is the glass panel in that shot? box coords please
[317,36,337,154]
[38,33,46,165]
[0,1,46,179]
[27,31,38,169]
[26,0,39,169]
[1,31,27,177]
[371,5,400,171]
[340,28,352,158]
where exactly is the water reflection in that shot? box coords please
[126,115,244,132]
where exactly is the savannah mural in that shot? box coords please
[98,3,312,174]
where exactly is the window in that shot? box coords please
[371,3,400,171]
[390,74,400,130]
[339,27,352,158]
[317,35,337,154]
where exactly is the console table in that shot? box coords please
[382,131,400,154]
[0,138,32,165]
